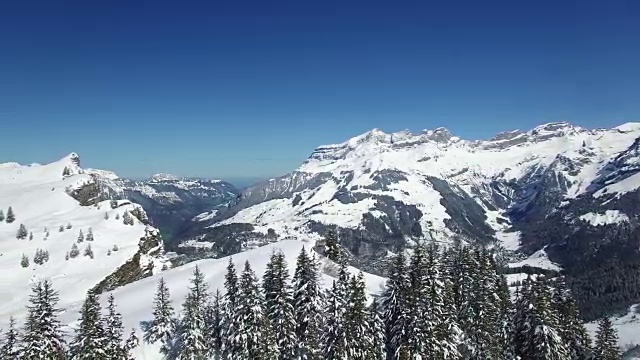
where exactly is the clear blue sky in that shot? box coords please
[0,0,638,180]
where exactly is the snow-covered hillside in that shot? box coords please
[0,153,169,331]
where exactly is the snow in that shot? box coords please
[508,248,562,271]
[579,210,629,226]
[0,154,166,333]
[586,304,640,354]
[594,172,640,198]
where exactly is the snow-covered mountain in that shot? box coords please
[91,172,240,250]
[0,153,170,329]
[189,122,640,321]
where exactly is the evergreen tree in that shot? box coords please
[367,300,386,360]
[59,225,65,232]
[221,258,241,359]
[77,230,84,243]
[124,329,139,360]
[86,228,94,242]
[110,199,118,209]
[103,294,126,360]
[293,247,324,360]
[324,229,340,262]
[28,232,33,241]
[6,207,15,223]
[235,261,277,359]
[104,212,109,220]
[594,317,620,360]
[381,251,409,359]
[67,222,72,229]
[204,290,223,359]
[69,290,108,359]
[65,252,70,261]
[0,317,19,359]
[123,211,133,226]
[70,243,80,258]
[19,280,67,359]
[84,244,94,259]
[16,224,27,239]
[145,277,176,356]
[263,252,297,360]
[0,209,4,222]
[176,266,208,360]
[20,254,29,268]
[345,273,370,360]
[553,278,592,359]
[63,166,71,176]
[322,280,348,360]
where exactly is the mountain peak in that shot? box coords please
[422,126,455,143]
[150,173,181,182]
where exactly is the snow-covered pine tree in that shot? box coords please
[381,250,410,359]
[122,211,132,225]
[176,266,209,359]
[594,317,620,360]
[263,252,297,360]
[104,212,109,220]
[59,225,65,232]
[145,277,176,356]
[69,290,108,359]
[552,278,592,359]
[204,290,223,359]
[67,222,72,229]
[20,254,29,268]
[77,229,84,243]
[103,293,126,360]
[70,243,80,258]
[86,228,94,242]
[115,213,120,220]
[19,280,67,359]
[221,258,241,359]
[0,209,4,222]
[6,206,15,223]
[0,317,19,359]
[124,328,139,360]
[366,300,386,360]
[110,199,118,209]
[235,261,277,359]
[16,224,27,239]
[324,229,340,263]
[293,247,324,360]
[28,232,33,241]
[322,280,348,360]
[84,244,94,259]
[345,273,370,360]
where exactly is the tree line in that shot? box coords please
[0,243,623,359]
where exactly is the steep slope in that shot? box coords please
[0,153,169,323]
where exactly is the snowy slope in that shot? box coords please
[0,153,169,329]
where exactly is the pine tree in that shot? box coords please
[104,212,109,220]
[66,252,70,261]
[0,209,4,222]
[103,294,126,360]
[263,252,297,360]
[221,258,241,359]
[86,228,94,242]
[84,244,94,259]
[28,232,33,241]
[115,213,120,220]
[67,222,72,229]
[123,211,133,226]
[63,166,71,176]
[176,266,208,360]
[204,290,223,359]
[594,317,620,360]
[77,229,85,243]
[6,207,15,223]
[381,251,410,359]
[70,243,80,258]
[113,244,119,252]
[293,247,324,360]
[20,254,29,268]
[110,199,118,209]
[324,229,340,262]
[367,300,386,360]
[59,225,65,232]
[553,278,592,359]
[0,317,19,359]
[19,280,67,359]
[235,261,277,359]
[69,290,108,359]
[16,224,27,239]
[345,273,370,360]
[322,280,348,360]
[145,277,176,356]
[124,328,139,360]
